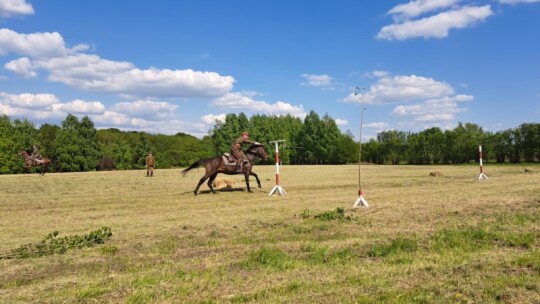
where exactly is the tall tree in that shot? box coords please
[297,111,322,164]
[377,130,406,165]
[79,116,102,170]
[0,115,20,173]
[132,133,153,169]
[54,114,102,172]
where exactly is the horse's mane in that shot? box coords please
[246,144,263,153]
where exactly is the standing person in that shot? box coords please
[146,152,155,177]
[230,131,261,173]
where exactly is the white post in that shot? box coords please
[478,145,489,180]
[268,140,286,196]
[353,87,369,208]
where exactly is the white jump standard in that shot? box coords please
[268,140,286,196]
[478,145,489,180]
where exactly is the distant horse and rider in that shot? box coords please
[18,145,51,176]
[182,132,268,195]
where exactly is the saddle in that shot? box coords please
[32,155,43,165]
[222,153,238,166]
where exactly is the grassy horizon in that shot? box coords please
[1,164,539,303]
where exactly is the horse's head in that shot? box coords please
[248,144,268,161]
[18,150,28,157]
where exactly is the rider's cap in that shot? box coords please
[242,131,249,136]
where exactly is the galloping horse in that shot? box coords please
[18,150,51,176]
[182,144,268,195]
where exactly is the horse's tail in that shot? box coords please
[182,158,208,176]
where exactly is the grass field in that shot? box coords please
[1,164,539,303]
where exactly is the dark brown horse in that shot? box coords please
[182,144,268,195]
[18,150,51,176]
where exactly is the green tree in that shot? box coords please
[517,123,540,162]
[211,113,239,155]
[335,130,358,164]
[297,111,322,164]
[377,130,406,165]
[38,124,59,160]
[79,116,102,170]
[0,115,20,173]
[54,114,102,172]
[132,134,153,169]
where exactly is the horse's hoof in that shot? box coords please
[193,192,198,196]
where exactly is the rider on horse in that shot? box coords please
[230,131,261,173]
[30,144,41,165]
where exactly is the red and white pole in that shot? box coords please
[478,145,489,180]
[275,144,280,184]
[269,140,286,196]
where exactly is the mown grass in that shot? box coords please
[0,164,539,303]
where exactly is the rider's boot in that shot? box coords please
[236,162,242,173]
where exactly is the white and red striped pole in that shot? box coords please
[268,140,286,196]
[478,145,489,180]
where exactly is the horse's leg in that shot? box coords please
[194,174,209,195]
[249,171,262,188]
[207,173,218,194]
[244,171,252,193]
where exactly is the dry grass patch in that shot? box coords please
[1,164,539,303]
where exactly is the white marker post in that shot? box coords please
[353,87,369,208]
[478,145,489,180]
[268,140,286,196]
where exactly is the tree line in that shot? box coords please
[0,114,213,174]
[362,122,540,165]
[0,113,538,174]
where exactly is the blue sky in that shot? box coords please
[0,0,539,140]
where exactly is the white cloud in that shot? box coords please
[0,102,63,119]
[301,73,333,87]
[90,111,208,136]
[1,29,236,99]
[364,122,389,128]
[52,99,105,114]
[499,0,540,3]
[335,118,348,126]
[377,5,493,40]
[110,100,177,120]
[201,113,226,124]
[0,0,34,18]
[30,54,234,98]
[0,92,107,121]
[342,71,474,132]
[388,0,458,21]
[392,94,472,122]
[0,92,59,109]
[4,57,37,78]
[343,71,454,104]
[0,90,212,136]
[212,92,306,117]
[0,29,67,58]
